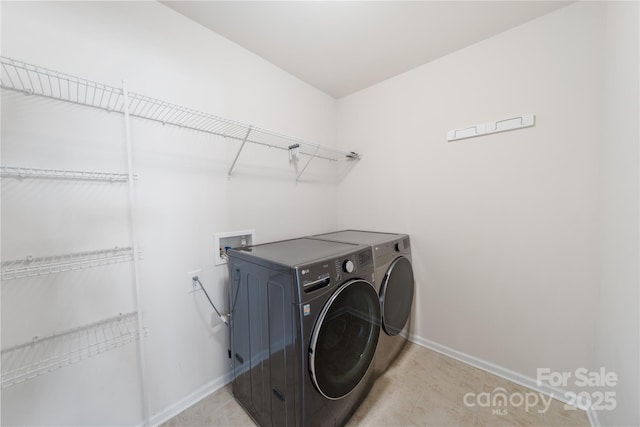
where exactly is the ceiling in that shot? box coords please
[162,1,572,99]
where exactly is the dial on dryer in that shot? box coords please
[342,260,355,273]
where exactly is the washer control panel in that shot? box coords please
[297,247,374,299]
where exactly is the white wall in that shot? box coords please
[337,1,639,424]
[595,2,639,426]
[1,2,339,425]
[337,0,603,381]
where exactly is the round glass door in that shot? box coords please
[309,279,381,400]
[380,257,414,336]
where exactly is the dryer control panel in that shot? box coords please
[374,237,411,265]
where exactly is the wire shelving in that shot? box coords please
[0,56,360,181]
[1,247,137,281]
[1,312,147,389]
[1,165,131,182]
[1,55,151,419]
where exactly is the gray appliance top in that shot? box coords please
[230,237,362,267]
[311,230,404,245]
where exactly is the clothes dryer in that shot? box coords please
[309,230,414,375]
[227,238,379,427]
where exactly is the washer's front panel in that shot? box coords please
[309,279,380,400]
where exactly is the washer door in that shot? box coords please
[309,279,381,400]
[380,256,414,336]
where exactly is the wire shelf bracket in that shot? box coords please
[228,126,252,177]
[0,56,361,182]
[1,312,148,389]
[296,145,321,183]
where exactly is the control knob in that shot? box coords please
[342,260,355,273]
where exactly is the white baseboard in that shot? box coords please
[586,405,601,427]
[406,333,600,427]
[147,370,233,427]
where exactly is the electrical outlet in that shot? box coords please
[187,269,201,293]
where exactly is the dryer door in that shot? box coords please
[309,279,380,400]
[380,256,414,336]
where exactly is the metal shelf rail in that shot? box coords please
[0,56,360,182]
[1,165,130,182]
[1,247,137,281]
[0,312,148,389]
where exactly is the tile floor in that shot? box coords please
[162,343,590,426]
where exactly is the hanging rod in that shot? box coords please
[0,312,148,389]
[1,247,138,281]
[1,165,131,182]
[0,57,361,171]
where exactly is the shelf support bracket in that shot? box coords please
[296,145,320,183]
[228,127,252,177]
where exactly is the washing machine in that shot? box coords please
[227,237,380,427]
[310,230,414,375]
